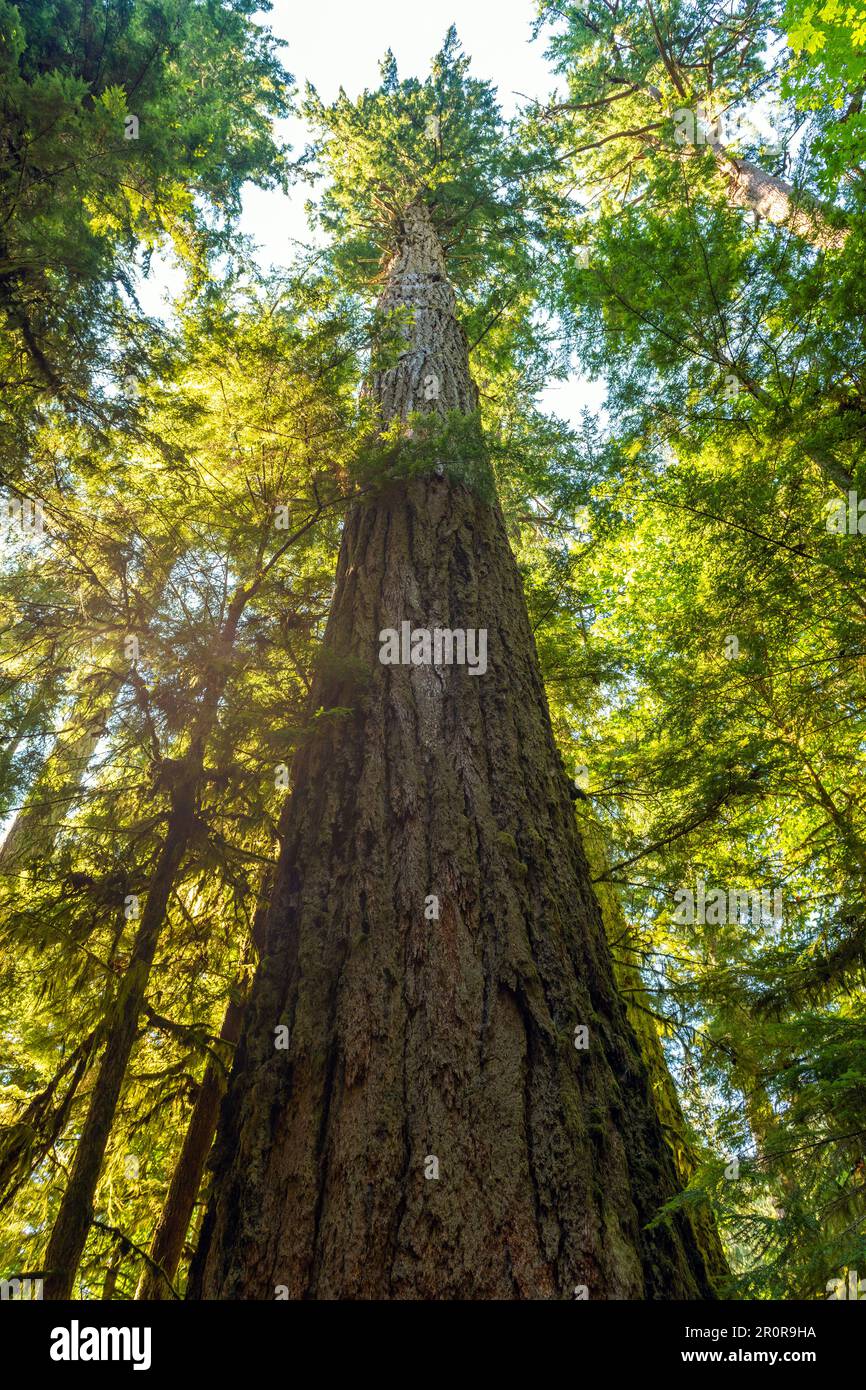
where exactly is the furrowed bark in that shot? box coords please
[189,200,719,1300]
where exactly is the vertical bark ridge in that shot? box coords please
[189,200,718,1301]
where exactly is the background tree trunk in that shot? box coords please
[706,136,848,250]
[43,782,196,1299]
[135,990,247,1300]
[42,592,248,1298]
[189,201,718,1300]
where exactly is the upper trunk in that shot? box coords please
[189,201,717,1300]
[704,134,849,252]
[367,199,479,422]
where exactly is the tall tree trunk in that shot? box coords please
[136,890,271,1301]
[101,1238,123,1300]
[0,1027,99,1212]
[702,132,849,252]
[0,677,53,815]
[640,22,849,250]
[189,200,718,1300]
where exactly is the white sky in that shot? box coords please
[136,0,604,422]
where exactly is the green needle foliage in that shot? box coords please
[1,2,865,1301]
[519,0,866,1296]
[0,0,294,480]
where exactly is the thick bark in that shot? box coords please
[190,202,718,1300]
[135,991,246,1300]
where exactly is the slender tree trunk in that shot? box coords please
[0,678,53,813]
[639,28,849,250]
[189,201,718,1300]
[136,891,271,1301]
[0,1028,98,1211]
[43,594,249,1299]
[101,1239,123,1300]
[43,783,196,1299]
[135,991,246,1300]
